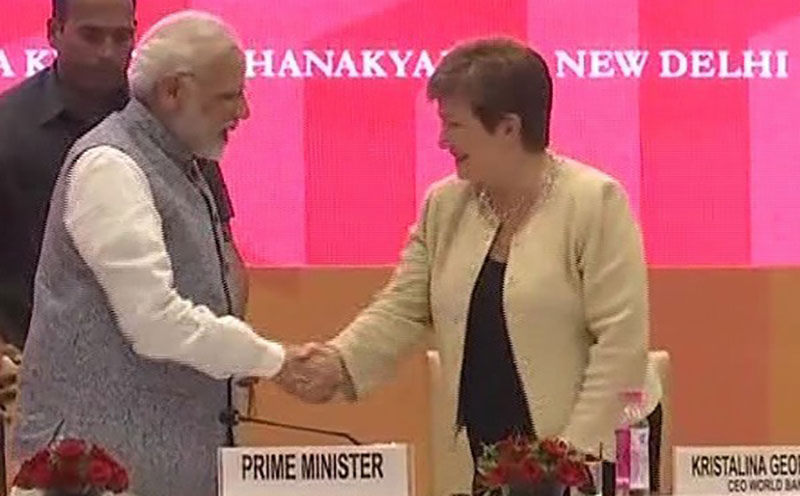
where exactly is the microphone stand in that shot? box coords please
[219,409,362,445]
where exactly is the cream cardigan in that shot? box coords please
[331,154,654,493]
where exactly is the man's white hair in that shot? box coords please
[130,10,241,99]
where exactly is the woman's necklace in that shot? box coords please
[476,156,561,226]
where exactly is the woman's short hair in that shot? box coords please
[427,38,553,152]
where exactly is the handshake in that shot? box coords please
[270,342,356,404]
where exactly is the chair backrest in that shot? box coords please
[425,349,673,495]
[648,350,672,494]
[426,350,473,496]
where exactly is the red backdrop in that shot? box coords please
[1,0,798,266]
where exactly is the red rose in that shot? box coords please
[88,458,114,487]
[53,460,83,490]
[55,439,87,461]
[109,466,130,493]
[13,460,36,489]
[540,438,569,459]
[498,435,531,464]
[90,445,112,461]
[90,444,129,491]
[14,450,52,489]
[30,464,54,488]
[555,459,588,487]
[481,464,510,488]
[29,454,55,488]
[520,458,545,485]
[90,446,126,471]
[497,438,515,458]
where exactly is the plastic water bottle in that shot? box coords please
[615,390,650,496]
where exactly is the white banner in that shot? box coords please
[675,446,800,495]
[218,444,411,496]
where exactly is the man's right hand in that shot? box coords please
[274,343,354,404]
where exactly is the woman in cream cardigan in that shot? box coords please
[286,37,661,495]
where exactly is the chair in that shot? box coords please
[425,349,673,495]
[648,350,672,494]
[426,350,473,496]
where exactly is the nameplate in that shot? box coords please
[218,444,411,496]
[675,446,800,494]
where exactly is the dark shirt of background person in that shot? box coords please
[0,0,137,349]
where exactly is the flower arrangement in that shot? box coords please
[475,435,600,496]
[12,438,129,496]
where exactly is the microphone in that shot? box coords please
[219,409,362,445]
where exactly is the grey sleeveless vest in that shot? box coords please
[14,99,238,496]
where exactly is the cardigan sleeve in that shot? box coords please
[561,179,649,454]
[328,189,436,398]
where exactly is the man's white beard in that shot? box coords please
[194,137,226,161]
[173,104,228,161]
